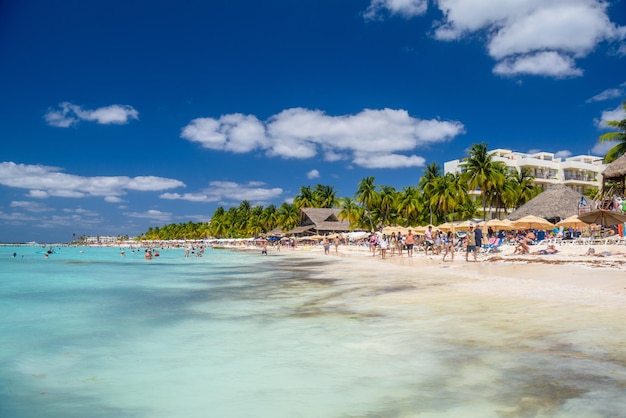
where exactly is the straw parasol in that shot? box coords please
[578,209,626,227]
[454,220,474,231]
[414,224,435,234]
[437,222,456,232]
[382,225,408,235]
[601,154,626,195]
[482,218,515,230]
[507,184,589,221]
[556,215,589,229]
[512,215,555,230]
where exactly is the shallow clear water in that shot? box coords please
[1,245,625,417]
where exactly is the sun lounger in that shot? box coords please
[482,237,503,253]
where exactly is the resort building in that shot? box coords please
[444,148,606,195]
[443,148,606,217]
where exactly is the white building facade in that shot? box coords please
[444,148,606,195]
[444,149,606,218]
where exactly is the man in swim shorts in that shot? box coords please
[405,229,415,257]
[465,225,478,262]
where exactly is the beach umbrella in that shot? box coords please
[382,225,407,234]
[414,224,434,234]
[512,215,555,230]
[507,184,589,220]
[437,222,455,232]
[454,220,474,231]
[556,215,589,229]
[483,218,516,230]
[578,209,626,227]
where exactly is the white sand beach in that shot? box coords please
[240,240,626,308]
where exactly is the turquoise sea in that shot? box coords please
[1,245,625,417]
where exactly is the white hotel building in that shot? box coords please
[444,148,606,214]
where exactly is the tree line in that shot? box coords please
[138,142,549,240]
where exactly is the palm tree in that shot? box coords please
[337,197,362,230]
[430,173,467,222]
[293,186,316,209]
[505,167,540,210]
[314,184,338,208]
[598,101,626,163]
[461,142,506,220]
[355,176,379,231]
[378,185,397,227]
[209,207,226,237]
[277,202,300,231]
[261,204,278,233]
[396,186,423,226]
[418,162,442,224]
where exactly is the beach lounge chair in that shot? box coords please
[482,237,503,253]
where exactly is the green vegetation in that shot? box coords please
[138,142,543,240]
[598,100,626,163]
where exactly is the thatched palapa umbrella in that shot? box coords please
[507,184,589,221]
[601,153,626,194]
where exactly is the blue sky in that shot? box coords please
[1,0,625,243]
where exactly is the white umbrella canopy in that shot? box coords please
[556,215,589,229]
[512,215,555,230]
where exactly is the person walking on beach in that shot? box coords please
[465,225,478,262]
[323,237,330,255]
[442,231,454,262]
[390,232,397,257]
[424,225,434,256]
[435,231,443,255]
[369,233,378,256]
[379,234,389,259]
[334,235,340,254]
[396,232,403,257]
[474,224,484,250]
[405,229,415,257]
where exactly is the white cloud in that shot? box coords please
[181,108,465,169]
[426,0,626,78]
[160,180,283,206]
[181,113,267,153]
[587,82,626,102]
[554,150,572,159]
[493,51,582,77]
[364,0,428,20]
[0,162,185,199]
[595,104,626,129]
[353,153,426,169]
[307,169,320,179]
[124,209,173,223]
[592,140,617,156]
[44,102,139,127]
[10,201,52,213]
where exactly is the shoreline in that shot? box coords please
[220,241,626,307]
